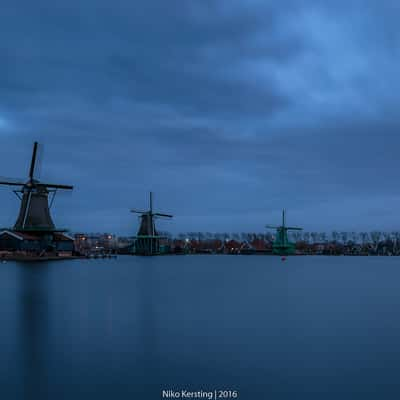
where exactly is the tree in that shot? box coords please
[265,232,274,242]
[310,232,319,244]
[382,232,391,241]
[360,232,369,244]
[370,231,381,244]
[292,231,302,242]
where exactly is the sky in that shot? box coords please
[1,0,400,235]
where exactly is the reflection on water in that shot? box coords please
[3,256,400,399]
[1,256,287,399]
[137,260,158,381]
[17,263,50,399]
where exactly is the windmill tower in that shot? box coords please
[0,142,73,232]
[266,209,302,255]
[131,192,173,255]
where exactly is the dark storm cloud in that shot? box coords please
[1,0,400,233]
[0,0,294,114]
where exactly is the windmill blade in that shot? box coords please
[266,225,279,229]
[40,183,73,190]
[131,209,147,214]
[0,179,25,187]
[286,227,303,231]
[154,213,173,218]
[29,141,38,180]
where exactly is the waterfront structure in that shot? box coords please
[0,230,73,255]
[0,142,74,256]
[266,209,302,255]
[130,192,172,255]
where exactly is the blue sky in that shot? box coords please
[1,0,400,234]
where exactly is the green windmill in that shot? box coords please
[266,209,302,255]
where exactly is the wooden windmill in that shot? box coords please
[131,192,172,255]
[0,142,73,232]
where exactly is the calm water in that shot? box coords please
[1,255,400,399]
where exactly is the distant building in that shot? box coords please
[223,240,242,254]
[73,233,118,254]
[250,238,272,253]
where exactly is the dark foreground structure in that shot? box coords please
[0,142,74,259]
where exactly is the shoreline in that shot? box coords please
[1,253,397,261]
[0,255,86,262]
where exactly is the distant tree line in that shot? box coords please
[161,231,400,245]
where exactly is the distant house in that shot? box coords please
[250,239,272,253]
[172,239,185,253]
[53,233,74,254]
[189,240,202,253]
[74,233,119,254]
[207,239,223,253]
[223,240,241,254]
[311,243,326,254]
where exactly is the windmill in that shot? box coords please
[0,142,73,232]
[266,209,302,255]
[130,191,173,255]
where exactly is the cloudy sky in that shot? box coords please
[0,0,399,235]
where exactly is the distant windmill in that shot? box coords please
[131,192,173,255]
[266,209,302,255]
[0,142,73,232]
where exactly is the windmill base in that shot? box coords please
[131,235,171,256]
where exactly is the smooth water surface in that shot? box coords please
[1,256,400,399]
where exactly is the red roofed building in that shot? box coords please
[250,239,272,253]
[223,240,241,254]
